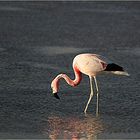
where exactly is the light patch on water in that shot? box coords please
[74,8,140,14]
[0,47,6,52]
[37,46,90,56]
[117,47,140,56]
[0,6,27,11]
[17,61,71,72]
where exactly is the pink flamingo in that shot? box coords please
[51,53,129,114]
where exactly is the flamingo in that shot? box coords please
[51,53,129,115]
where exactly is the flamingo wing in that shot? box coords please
[73,54,109,76]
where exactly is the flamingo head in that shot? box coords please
[51,79,60,99]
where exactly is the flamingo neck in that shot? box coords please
[54,66,82,88]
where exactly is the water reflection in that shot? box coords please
[44,114,103,140]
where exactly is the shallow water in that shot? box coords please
[0,1,140,139]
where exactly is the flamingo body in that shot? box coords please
[73,54,108,76]
[51,53,129,114]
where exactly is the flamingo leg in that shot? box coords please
[94,76,99,117]
[84,76,94,113]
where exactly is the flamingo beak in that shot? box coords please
[53,93,60,99]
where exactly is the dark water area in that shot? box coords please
[0,1,140,139]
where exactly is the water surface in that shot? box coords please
[0,1,140,139]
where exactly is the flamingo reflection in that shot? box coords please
[44,114,103,140]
